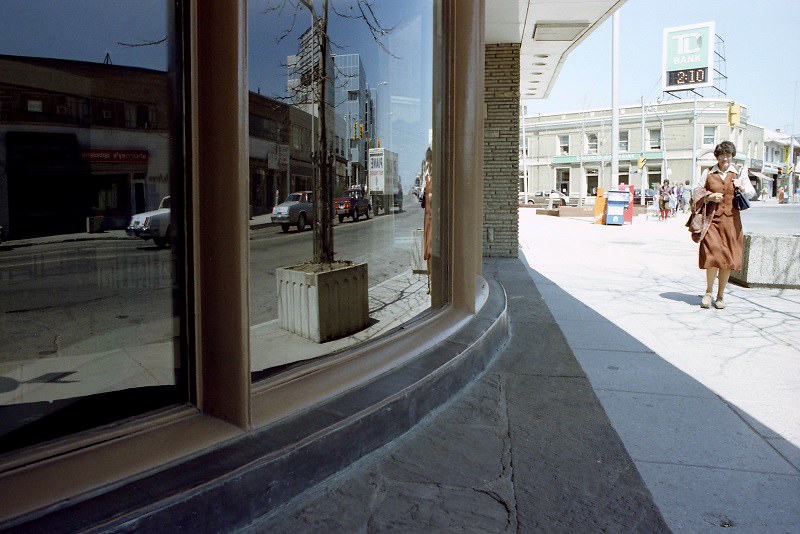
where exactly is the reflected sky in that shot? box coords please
[0,1,170,70]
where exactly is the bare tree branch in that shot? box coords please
[117,37,167,48]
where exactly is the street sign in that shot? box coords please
[662,22,715,92]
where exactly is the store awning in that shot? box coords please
[749,171,772,182]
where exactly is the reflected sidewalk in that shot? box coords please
[0,270,430,406]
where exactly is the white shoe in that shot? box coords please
[701,293,712,309]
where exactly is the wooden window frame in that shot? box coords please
[0,0,486,524]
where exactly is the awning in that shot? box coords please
[749,171,773,182]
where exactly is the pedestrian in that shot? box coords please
[668,185,677,217]
[659,180,671,221]
[696,141,755,309]
[422,147,433,292]
[681,180,692,213]
[778,186,785,204]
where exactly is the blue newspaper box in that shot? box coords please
[605,189,630,225]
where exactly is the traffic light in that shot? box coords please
[636,157,647,169]
[352,121,357,139]
[728,103,741,127]
[359,123,364,138]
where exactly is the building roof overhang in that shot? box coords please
[486,0,628,99]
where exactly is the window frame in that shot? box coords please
[586,132,598,154]
[0,0,486,523]
[648,128,661,150]
[618,130,628,152]
[703,125,716,146]
[558,134,569,155]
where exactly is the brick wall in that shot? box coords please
[483,44,520,257]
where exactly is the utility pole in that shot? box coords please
[521,104,529,203]
[640,96,646,203]
[611,11,620,188]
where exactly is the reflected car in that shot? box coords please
[335,188,371,223]
[126,195,173,248]
[272,191,315,232]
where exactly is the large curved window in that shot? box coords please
[247,0,435,377]
[0,1,186,453]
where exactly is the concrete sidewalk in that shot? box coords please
[246,211,799,533]
[520,211,800,532]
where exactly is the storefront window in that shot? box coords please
[248,0,434,377]
[0,1,186,453]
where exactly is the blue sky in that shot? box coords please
[525,0,800,132]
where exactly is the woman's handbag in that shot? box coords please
[734,189,751,211]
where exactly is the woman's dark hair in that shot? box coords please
[714,141,736,157]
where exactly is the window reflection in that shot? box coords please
[248,0,434,376]
[0,1,184,453]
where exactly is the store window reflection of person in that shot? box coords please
[422,147,433,293]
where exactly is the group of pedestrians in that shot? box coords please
[657,180,692,220]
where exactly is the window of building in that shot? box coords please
[619,130,629,152]
[703,126,715,146]
[649,128,661,149]
[0,0,185,455]
[586,170,599,196]
[27,99,43,112]
[247,0,435,379]
[587,133,598,154]
[558,134,569,155]
[556,168,570,195]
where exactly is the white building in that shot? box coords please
[521,98,764,203]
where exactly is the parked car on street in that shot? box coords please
[126,196,173,248]
[335,188,371,223]
[272,191,315,232]
[633,188,656,204]
[519,190,569,206]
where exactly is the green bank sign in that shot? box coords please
[662,21,715,92]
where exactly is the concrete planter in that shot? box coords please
[276,261,370,343]
[730,233,800,289]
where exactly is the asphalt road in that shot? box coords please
[0,199,425,365]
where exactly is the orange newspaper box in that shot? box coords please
[593,187,606,224]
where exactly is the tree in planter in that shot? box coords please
[269,0,395,264]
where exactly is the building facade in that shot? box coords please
[0,55,172,237]
[521,99,764,202]
[333,54,376,188]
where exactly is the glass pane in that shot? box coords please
[0,1,185,453]
[248,0,434,377]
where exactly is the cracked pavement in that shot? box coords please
[243,258,668,533]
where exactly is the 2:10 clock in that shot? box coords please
[667,67,707,86]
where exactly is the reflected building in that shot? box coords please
[332,53,376,188]
[379,9,432,191]
[0,55,171,238]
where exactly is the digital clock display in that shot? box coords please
[667,67,707,86]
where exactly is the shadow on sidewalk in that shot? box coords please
[519,256,800,532]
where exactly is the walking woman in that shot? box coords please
[697,141,755,309]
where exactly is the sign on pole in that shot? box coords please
[662,22,715,92]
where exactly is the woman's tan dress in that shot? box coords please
[699,168,743,270]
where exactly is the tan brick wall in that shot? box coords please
[483,44,520,257]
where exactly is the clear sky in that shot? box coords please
[524,0,800,133]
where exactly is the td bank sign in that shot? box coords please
[662,21,715,92]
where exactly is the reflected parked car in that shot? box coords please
[335,187,371,223]
[272,191,315,232]
[126,196,173,248]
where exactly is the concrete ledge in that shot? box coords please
[730,233,800,289]
[11,278,509,533]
